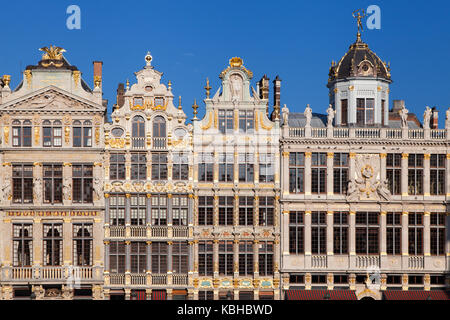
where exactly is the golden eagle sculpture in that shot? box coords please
[39,46,66,61]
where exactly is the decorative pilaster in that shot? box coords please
[401,153,409,197]
[326,152,334,196]
[304,152,311,196]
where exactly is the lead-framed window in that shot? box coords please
[238,153,254,183]
[430,154,445,195]
[289,211,304,254]
[289,152,305,193]
[12,120,32,147]
[386,212,401,255]
[311,211,326,254]
[151,242,168,274]
[408,154,424,195]
[259,154,274,183]
[73,223,93,266]
[151,153,168,181]
[109,241,126,273]
[239,110,254,133]
[258,196,274,226]
[258,241,273,276]
[408,212,423,256]
[311,153,327,194]
[198,153,214,182]
[43,120,62,147]
[172,153,189,181]
[355,212,379,255]
[72,164,93,204]
[110,194,125,226]
[12,164,33,204]
[109,153,126,180]
[151,194,167,225]
[43,164,63,204]
[356,98,375,125]
[130,194,146,226]
[387,153,401,195]
[131,242,147,274]
[172,241,188,274]
[239,196,253,226]
[131,153,147,181]
[198,196,214,226]
[43,223,63,266]
[73,120,92,147]
[198,241,213,276]
[430,213,445,256]
[172,195,188,226]
[333,211,348,254]
[13,224,33,267]
[219,196,234,226]
[219,240,234,276]
[219,153,234,182]
[333,153,348,194]
[218,109,233,134]
[239,241,253,276]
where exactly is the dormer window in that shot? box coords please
[357,61,373,77]
[356,98,374,126]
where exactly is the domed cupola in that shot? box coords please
[328,13,392,128]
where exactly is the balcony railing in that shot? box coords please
[10,266,95,281]
[151,274,167,285]
[130,273,147,286]
[132,137,146,149]
[408,256,424,270]
[172,274,188,286]
[152,137,166,149]
[355,255,380,269]
[173,226,189,238]
[130,226,147,238]
[311,255,327,268]
[151,226,168,238]
[110,226,125,238]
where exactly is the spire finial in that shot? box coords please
[126,79,130,90]
[145,51,152,67]
[204,77,211,99]
[168,80,172,91]
[178,96,182,110]
[192,99,198,119]
[352,9,366,42]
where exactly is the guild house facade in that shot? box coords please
[0,18,448,301]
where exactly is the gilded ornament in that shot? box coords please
[24,70,32,87]
[72,71,80,87]
[200,111,213,130]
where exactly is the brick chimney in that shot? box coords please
[116,83,125,108]
[392,100,405,112]
[430,107,438,129]
[273,75,281,107]
[93,61,103,88]
[258,75,270,100]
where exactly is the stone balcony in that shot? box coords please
[107,225,191,239]
[1,266,103,283]
[106,273,188,287]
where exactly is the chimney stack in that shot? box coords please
[258,75,270,100]
[430,107,438,129]
[93,61,103,88]
[273,75,281,107]
[392,100,405,112]
[116,83,125,108]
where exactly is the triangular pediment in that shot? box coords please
[0,86,104,112]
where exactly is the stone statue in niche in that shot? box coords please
[1,171,11,202]
[304,104,312,127]
[93,177,103,200]
[423,106,432,129]
[326,104,335,127]
[33,177,42,202]
[399,105,409,128]
[346,153,391,201]
[230,74,243,102]
[63,177,72,200]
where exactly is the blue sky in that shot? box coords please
[1,0,449,127]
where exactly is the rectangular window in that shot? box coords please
[289,211,304,254]
[12,164,33,204]
[110,194,126,226]
[333,212,348,254]
[172,195,188,226]
[386,212,402,255]
[408,154,424,195]
[311,211,326,254]
[198,153,214,182]
[152,153,168,180]
[239,110,254,133]
[387,154,402,195]
[198,291,214,300]
[73,122,92,147]
[258,241,273,276]
[72,164,93,203]
[311,153,327,194]
[151,195,167,225]
[356,98,374,125]
[198,241,213,276]
[131,153,147,181]
[43,223,63,266]
[12,122,32,147]
[73,223,93,266]
[109,153,126,180]
[430,154,445,195]
[198,196,214,226]
[151,242,167,274]
[131,242,147,273]
[130,194,146,226]
[259,154,274,183]
[430,213,445,255]
[13,224,33,266]
[219,240,234,276]
[341,99,348,125]
[109,241,126,273]
[239,196,253,226]
[381,100,386,125]
[333,153,349,194]
[43,164,63,204]
[238,153,254,183]
[172,242,188,274]
[355,212,379,254]
[219,153,234,182]
[408,212,423,255]
[218,109,234,134]
[289,152,305,193]
[219,196,234,226]
[239,241,253,276]
[172,153,188,181]
[258,197,274,226]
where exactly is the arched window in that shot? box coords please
[132,116,145,138]
[153,116,166,138]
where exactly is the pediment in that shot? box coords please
[0,86,103,112]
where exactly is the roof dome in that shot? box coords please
[328,34,391,83]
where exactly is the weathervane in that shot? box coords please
[352,9,366,35]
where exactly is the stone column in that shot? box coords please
[33,218,43,267]
[214,194,219,227]
[282,151,290,196]
[234,151,239,184]
[213,239,219,275]
[125,194,131,238]
[2,219,12,272]
[104,241,110,271]
[233,239,239,276]
[93,216,103,279]
[254,195,259,226]
[146,241,151,273]
[213,152,219,184]
[167,194,173,238]
[424,154,430,197]
[327,152,334,196]
[326,210,333,255]
[401,153,409,197]
[401,211,409,269]
[167,241,173,285]
[380,153,387,181]
[349,211,356,266]
[234,194,239,226]
[380,211,387,267]
[304,152,312,197]
[304,211,311,268]
[349,152,356,187]
[63,218,72,267]
[125,241,131,273]
[274,237,280,275]
[193,240,199,274]
[423,212,431,257]
[33,162,43,205]
[281,209,290,257]
[253,240,259,276]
